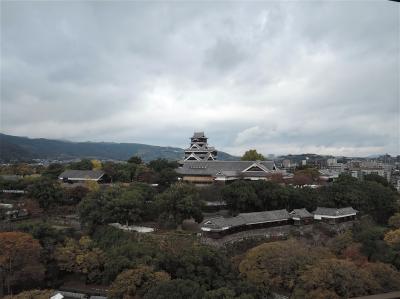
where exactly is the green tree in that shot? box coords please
[241,150,265,161]
[155,183,203,226]
[143,279,204,299]
[148,159,178,172]
[108,266,170,299]
[111,189,146,225]
[156,168,178,189]
[42,163,65,179]
[69,159,93,170]
[78,187,120,230]
[364,173,390,188]
[157,242,235,290]
[204,287,236,299]
[27,178,64,210]
[128,156,143,165]
[222,181,259,212]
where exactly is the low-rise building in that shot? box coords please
[58,170,105,183]
[290,208,314,225]
[201,206,358,238]
[177,160,281,184]
[313,207,358,224]
[201,209,291,238]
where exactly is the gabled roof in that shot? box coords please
[239,209,290,224]
[184,153,201,161]
[59,170,105,181]
[290,208,313,218]
[242,162,270,172]
[313,207,358,217]
[177,161,278,177]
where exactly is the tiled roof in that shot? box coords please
[192,132,205,138]
[201,209,290,231]
[313,207,358,217]
[177,161,277,177]
[290,208,313,218]
[59,170,105,180]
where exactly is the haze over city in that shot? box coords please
[1,1,399,157]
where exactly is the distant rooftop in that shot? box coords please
[192,132,206,138]
[313,207,358,217]
[59,170,105,181]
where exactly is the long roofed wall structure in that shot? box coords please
[184,132,217,161]
[201,207,359,239]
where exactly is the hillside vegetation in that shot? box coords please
[0,133,237,162]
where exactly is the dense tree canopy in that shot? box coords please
[108,266,170,299]
[69,159,93,170]
[27,178,64,210]
[143,279,205,299]
[221,175,399,224]
[241,150,265,161]
[42,163,65,179]
[128,156,143,165]
[155,183,204,227]
[54,236,106,283]
[292,259,380,298]
[239,240,332,292]
[0,232,45,294]
[78,184,157,230]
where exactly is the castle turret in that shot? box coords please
[184,132,217,161]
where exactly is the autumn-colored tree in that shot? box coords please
[108,266,170,299]
[341,243,368,266]
[54,236,105,283]
[241,150,265,161]
[328,230,354,255]
[384,229,400,249]
[0,232,45,295]
[24,199,43,217]
[292,258,379,298]
[267,173,285,184]
[363,262,400,292]
[292,168,320,185]
[15,163,34,176]
[4,289,54,299]
[388,212,400,229]
[65,185,89,204]
[239,240,333,292]
[91,160,102,170]
[84,180,100,192]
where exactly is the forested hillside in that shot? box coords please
[0,133,237,162]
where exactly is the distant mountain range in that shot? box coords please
[0,133,238,162]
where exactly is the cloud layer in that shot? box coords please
[1,1,399,156]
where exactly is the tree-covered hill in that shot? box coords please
[0,133,238,162]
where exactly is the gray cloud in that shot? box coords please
[1,1,399,157]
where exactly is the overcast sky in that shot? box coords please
[1,1,399,157]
